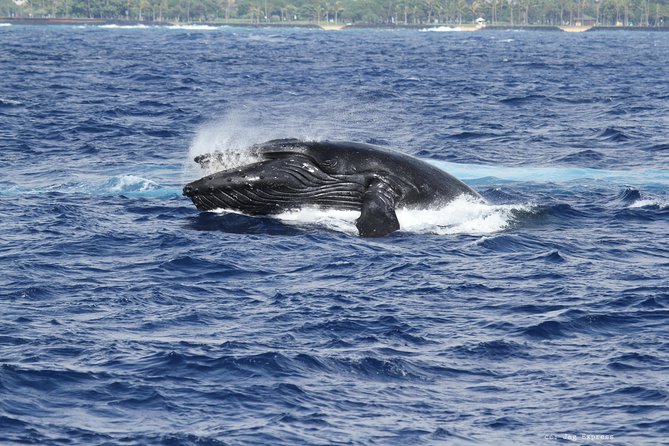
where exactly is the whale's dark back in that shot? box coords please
[253,139,481,207]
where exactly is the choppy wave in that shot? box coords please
[1,175,179,198]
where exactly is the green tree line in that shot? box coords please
[3,0,669,26]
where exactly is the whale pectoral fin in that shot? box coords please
[356,181,400,237]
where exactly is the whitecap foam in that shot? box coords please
[103,175,159,193]
[0,98,23,106]
[421,26,462,32]
[628,198,669,209]
[99,24,151,29]
[244,34,288,43]
[167,25,221,30]
[0,23,11,27]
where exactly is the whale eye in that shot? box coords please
[322,159,338,168]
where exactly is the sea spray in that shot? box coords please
[186,116,264,176]
[183,100,414,177]
[185,111,336,176]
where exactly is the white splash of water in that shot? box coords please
[185,110,339,177]
[628,198,668,209]
[396,195,527,235]
[186,116,263,175]
[276,208,360,235]
[271,195,530,236]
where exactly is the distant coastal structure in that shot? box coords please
[574,15,597,27]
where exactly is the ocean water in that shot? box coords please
[1,25,668,445]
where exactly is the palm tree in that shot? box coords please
[519,0,534,23]
[424,0,437,23]
[401,0,409,24]
[471,0,483,21]
[333,0,342,22]
[487,0,498,24]
[285,3,298,20]
[508,0,514,23]
[248,2,260,22]
[224,0,235,20]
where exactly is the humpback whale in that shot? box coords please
[183,139,483,237]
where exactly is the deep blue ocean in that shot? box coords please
[1,24,668,445]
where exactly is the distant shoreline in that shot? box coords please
[2,17,669,32]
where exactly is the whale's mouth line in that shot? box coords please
[187,183,365,214]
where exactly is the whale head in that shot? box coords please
[183,154,366,215]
